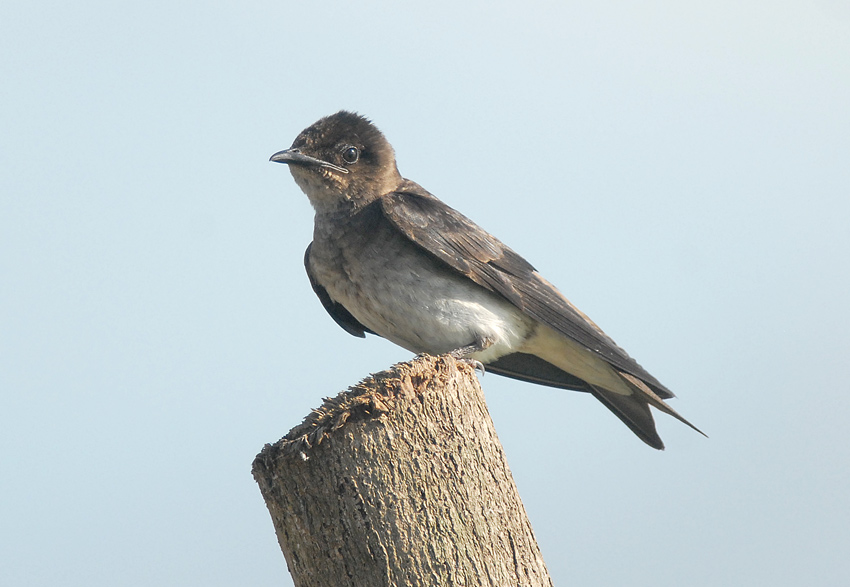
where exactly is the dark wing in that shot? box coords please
[379,183,673,399]
[304,243,375,338]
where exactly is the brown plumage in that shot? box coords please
[271,111,704,449]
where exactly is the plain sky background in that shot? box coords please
[2,1,849,585]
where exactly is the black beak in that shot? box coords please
[269,149,348,174]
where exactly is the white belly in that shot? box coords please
[313,240,535,361]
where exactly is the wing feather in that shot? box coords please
[380,184,673,398]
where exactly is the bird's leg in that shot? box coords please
[448,336,494,375]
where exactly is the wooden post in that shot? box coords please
[252,354,554,587]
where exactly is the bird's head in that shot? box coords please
[270,111,403,213]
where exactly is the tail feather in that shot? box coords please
[587,384,666,450]
[619,372,707,439]
[484,351,705,449]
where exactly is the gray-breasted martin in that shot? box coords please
[270,111,702,449]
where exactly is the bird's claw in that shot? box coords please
[460,358,486,376]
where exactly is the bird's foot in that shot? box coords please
[448,336,495,359]
[448,337,493,376]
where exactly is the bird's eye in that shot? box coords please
[341,146,359,164]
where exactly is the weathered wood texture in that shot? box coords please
[252,355,553,587]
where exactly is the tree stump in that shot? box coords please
[252,354,553,587]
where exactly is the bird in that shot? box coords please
[270,111,703,449]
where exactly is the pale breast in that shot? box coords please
[309,212,534,360]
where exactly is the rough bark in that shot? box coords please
[252,354,553,587]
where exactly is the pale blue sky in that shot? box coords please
[2,2,849,586]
